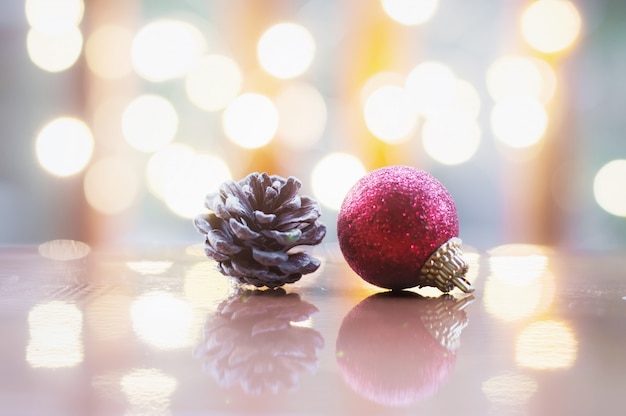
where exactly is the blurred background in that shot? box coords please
[0,0,624,251]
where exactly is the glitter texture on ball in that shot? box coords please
[337,165,472,292]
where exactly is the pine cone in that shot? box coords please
[193,288,324,395]
[194,173,327,288]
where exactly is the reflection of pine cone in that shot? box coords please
[194,173,326,288]
[194,288,324,395]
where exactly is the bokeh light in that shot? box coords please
[516,320,578,370]
[185,54,243,112]
[122,94,178,153]
[130,291,194,350]
[257,23,316,79]
[121,368,177,416]
[35,117,94,177]
[484,244,555,322]
[26,301,84,368]
[422,110,481,165]
[482,373,538,406]
[131,20,206,82]
[126,261,173,275]
[85,25,133,79]
[364,85,417,144]
[452,79,482,120]
[521,0,582,54]
[405,61,456,118]
[38,239,91,261]
[311,153,366,211]
[381,0,439,26]
[487,55,557,104]
[360,72,405,105]
[163,152,232,219]
[491,95,548,148]
[593,159,626,217]
[184,262,234,310]
[223,93,279,149]
[27,26,83,72]
[83,157,139,215]
[25,0,84,34]
[275,82,327,149]
[146,143,196,200]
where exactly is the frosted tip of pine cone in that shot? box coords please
[193,172,327,288]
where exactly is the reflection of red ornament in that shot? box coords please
[336,291,473,407]
[194,288,324,395]
[337,165,473,292]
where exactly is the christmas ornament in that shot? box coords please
[194,172,326,288]
[337,165,473,293]
[336,291,473,406]
[194,288,324,395]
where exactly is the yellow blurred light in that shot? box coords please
[164,153,232,219]
[482,373,538,406]
[488,243,550,283]
[83,157,139,215]
[25,0,84,34]
[38,239,91,261]
[360,72,405,105]
[126,261,173,275]
[491,95,548,148]
[422,110,481,165]
[27,26,83,72]
[487,55,557,104]
[463,248,481,284]
[185,54,243,112]
[516,320,578,370]
[484,244,555,322]
[35,117,94,177]
[593,159,626,217]
[364,85,417,144]
[405,61,456,118]
[521,0,582,54]
[122,94,178,153]
[121,368,177,415]
[223,93,279,149]
[184,262,234,309]
[131,20,206,82]
[130,292,194,350]
[85,25,133,80]
[275,82,327,150]
[26,301,84,368]
[257,22,315,79]
[312,153,366,211]
[146,143,196,200]
[452,79,481,119]
[381,0,439,26]
[484,271,555,322]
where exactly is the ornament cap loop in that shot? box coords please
[418,237,474,293]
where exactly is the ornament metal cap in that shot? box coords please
[417,237,474,293]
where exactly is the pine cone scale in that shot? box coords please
[229,218,261,240]
[252,248,289,266]
[254,210,276,225]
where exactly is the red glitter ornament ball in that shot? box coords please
[337,165,471,292]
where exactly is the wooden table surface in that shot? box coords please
[1,240,625,415]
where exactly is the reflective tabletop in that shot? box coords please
[1,240,625,415]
